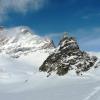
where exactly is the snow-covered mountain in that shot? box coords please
[0,26,55,58]
[0,27,99,77]
[0,27,100,100]
[40,33,99,76]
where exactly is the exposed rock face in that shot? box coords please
[39,34,97,76]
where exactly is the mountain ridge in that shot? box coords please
[0,26,55,58]
[0,26,99,77]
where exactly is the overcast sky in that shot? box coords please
[0,0,100,51]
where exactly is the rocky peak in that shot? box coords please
[63,32,68,38]
[39,33,98,76]
[59,33,79,53]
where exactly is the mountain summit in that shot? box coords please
[0,26,55,58]
[39,33,98,76]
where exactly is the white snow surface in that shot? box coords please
[0,51,99,100]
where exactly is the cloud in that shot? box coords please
[47,32,63,38]
[72,27,100,51]
[0,0,47,22]
[81,16,89,19]
[80,37,100,51]
[83,38,100,47]
[93,27,100,33]
[81,13,100,20]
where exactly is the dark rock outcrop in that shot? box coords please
[39,33,97,76]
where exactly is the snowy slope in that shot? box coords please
[0,51,49,84]
[0,52,100,100]
[0,51,99,100]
